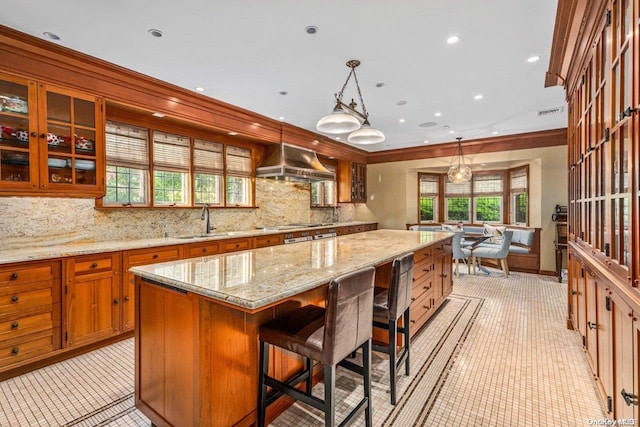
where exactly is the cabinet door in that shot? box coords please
[66,274,119,347]
[612,292,638,419]
[0,73,39,191]
[585,270,598,372]
[595,281,613,411]
[37,83,104,194]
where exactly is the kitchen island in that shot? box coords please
[130,229,453,427]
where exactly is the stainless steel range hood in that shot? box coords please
[255,143,335,182]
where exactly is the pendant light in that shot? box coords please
[316,60,385,144]
[447,137,472,184]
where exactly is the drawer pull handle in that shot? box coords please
[124,296,130,302]
[587,321,597,330]
[11,295,19,303]
[236,244,240,248]
[410,320,416,324]
[202,248,207,253]
[10,272,19,280]
[423,268,430,272]
[423,286,430,290]
[113,299,119,304]
[152,254,159,259]
[90,262,98,268]
[11,322,18,329]
[441,274,448,278]
[571,290,577,295]
[11,347,19,355]
[412,277,416,282]
[411,297,416,302]
[423,305,429,309]
[621,388,638,406]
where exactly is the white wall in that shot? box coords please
[366,145,568,272]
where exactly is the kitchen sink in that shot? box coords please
[175,232,229,239]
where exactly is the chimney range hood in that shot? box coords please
[255,143,335,182]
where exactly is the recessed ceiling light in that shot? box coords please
[447,35,460,44]
[148,29,163,38]
[424,140,430,144]
[434,112,442,117]
[279,90,288,95]
[278,116,285,121]
[480,163,487,167]
[336,137,341,140]
[399,118,406,123]
[396,100,407,106]
[492,131,499,135]
[305,26,318,35]
[376,82,385,88]
[43,32,60,41]
[152,112,165,118]
[449,130,455,134]
[312,140,319,145]
[474,94,483,100]
[527,55,541,63]
[195,86,205,92]
[228,132,238,136]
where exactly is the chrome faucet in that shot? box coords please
[200,204,214,234]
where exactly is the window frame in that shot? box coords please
[418,173,439,223]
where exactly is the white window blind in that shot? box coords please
[226,146,251,176]
[510,168,527,192]
[105,121,149,169]
[473,174,503,194]
[445,180,471,195]
[194,139,224,174]
[419,174,439,195]
[153,131,190,172]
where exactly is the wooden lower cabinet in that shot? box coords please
[64,253,121,348]
[122,245,183,333]
[611,291,639,420]
[0,260,61,371]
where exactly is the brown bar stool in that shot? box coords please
[257,266,375,427]
[372,252,414,405]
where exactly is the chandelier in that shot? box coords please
[316,60,385,145]
[447,137,472,184]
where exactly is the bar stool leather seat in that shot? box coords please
[257,266,376,427]
[372,252,414,405]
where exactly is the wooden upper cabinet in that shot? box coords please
[0,71,105,197]
[338,160,366,203]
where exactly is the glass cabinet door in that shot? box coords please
[0,73,38,189]
[38,84,102,192]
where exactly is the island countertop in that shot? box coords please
[130,229,453,311]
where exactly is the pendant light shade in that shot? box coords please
[347,121,386,144]
[316,60,385,144]
[447,137,472,184]
[316,107,361,134]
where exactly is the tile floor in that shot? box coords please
[0,268,606,426]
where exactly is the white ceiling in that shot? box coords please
[0,0,566,152]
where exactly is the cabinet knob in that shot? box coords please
[235,244,240,248]
[11,347,19,355]
[11,322,18,329]
[412,277,416,282]
[411,297,416,302]
[40,133,46,139]
[10,272,18,280]
[90,262,98,269]
[410,320,416,324]
[202,248,207,253]
[152,254,159,259]
[113,299,119,304]
[10,295,19,303]
[124,296,130,302]
[30,132,38,137]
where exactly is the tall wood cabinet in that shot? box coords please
[338,160,366,203]
[551,0,640,419]
[0,71,104,196]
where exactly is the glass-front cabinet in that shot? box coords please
[0,71,104,196]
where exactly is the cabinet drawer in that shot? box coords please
[222,238,252,253]
[186,242,221,258]
[254,234,283,248]
[73,254,115,275]
[0,331,53,368]
[0,262,58,285]
[410,292,432,325]
[0,282,54,315]
[0,311,54,341]
[411,276,433,302]
[413,258,434,282]
[126,246,183,266]
[414,247,433,264]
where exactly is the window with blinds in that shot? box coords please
[225,146,252,206]
[473,173,503,194]
[153,131,190,206]
[104,121,150,206]
[194,139,223,205]
[419,173,439,222]
[473,173,503,223]
[510,167,528,224]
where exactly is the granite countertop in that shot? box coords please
[0,221,376,265]
[130,229,453,311]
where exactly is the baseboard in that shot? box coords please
[538,270,557,276]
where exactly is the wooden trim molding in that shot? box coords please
[367,128,567,164]
[0,25,367,162]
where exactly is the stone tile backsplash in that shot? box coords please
[0,179,363,249]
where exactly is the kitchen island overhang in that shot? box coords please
[130,229,454,426]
